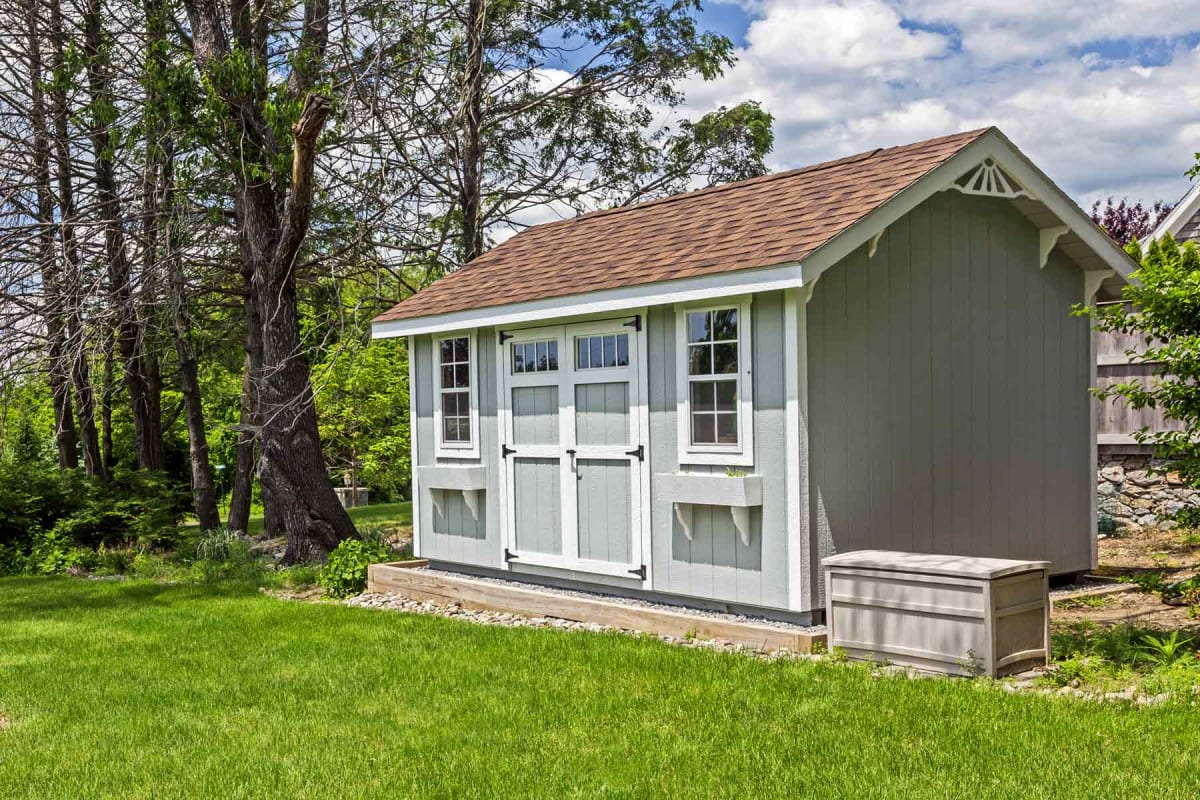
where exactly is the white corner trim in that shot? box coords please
[372,263,804,339]
[867,229,884,259]
[407,335,422,558]
[783,288,806,611]
[1084,269,1115,303]
[1039,225,1069,269]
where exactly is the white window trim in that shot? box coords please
[675,297,754,467]
[433,330,481,460]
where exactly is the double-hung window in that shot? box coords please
[435,333,479,458]
[676,300,753,466]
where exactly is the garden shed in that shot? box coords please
[372,127,1135,622]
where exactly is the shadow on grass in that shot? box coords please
[0,576,263,618]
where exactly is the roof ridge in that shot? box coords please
[496,127,993,239]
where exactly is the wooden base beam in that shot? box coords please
[367,564,825,653]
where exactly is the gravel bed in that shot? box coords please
[416,566,825,633]
[1049,578,1128,598]
[344,591,819,656]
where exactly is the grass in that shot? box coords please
[2,579,1200,799]
[241,500,412,536]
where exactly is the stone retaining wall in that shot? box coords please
[1097,453,1200,531]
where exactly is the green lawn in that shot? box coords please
[1,578,1197,799]
[240,500,412,536]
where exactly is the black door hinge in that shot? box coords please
[625,444,644,461]
[498,331,513,344]
[502,444,516,458]
[628,564,646,579]
[623,315,642,332]
[505,548,518,562]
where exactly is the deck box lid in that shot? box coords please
[821,550,1051,580]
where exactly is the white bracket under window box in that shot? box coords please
[656,472,763,546]
[418,465,487,520]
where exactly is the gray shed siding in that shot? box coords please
[413,328,504,568]
[647,292,792,610]
[807,192,1091,589]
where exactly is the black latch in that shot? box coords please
[625,444,644,461]
[628,564,646,579]
[623,315,642,332]
[498,331,514,344]
[505,548,518,562]
[501,444,516,458]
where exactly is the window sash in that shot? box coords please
[676,301,752,465]
[437,335,473,449]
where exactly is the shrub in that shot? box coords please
[319,538,390,598]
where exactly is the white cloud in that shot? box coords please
[683,0,1200,207]
[744,0,947,72]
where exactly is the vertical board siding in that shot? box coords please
[648,292,791,610]
[413,328,502,568]
[575,383,630,445]
[809,192,1092,586]
[513,457,563,555]
[1094,323,1183,440]
[576,458,632,563]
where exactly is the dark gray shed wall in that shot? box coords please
[807,191,1092,585]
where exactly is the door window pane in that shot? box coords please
[575,334,630,370]
[512,339,558,373]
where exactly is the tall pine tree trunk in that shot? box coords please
[47,0,104,477]
[25,0,78,469]
[83,0,163,471]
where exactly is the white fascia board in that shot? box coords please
[371,262,805,338]
[797,130,1138,286]
[1145,181,1200,250]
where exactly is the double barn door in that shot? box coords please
[500,318,646,579]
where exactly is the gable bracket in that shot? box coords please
[1083,269,1115,303]
[1039,225,1069,269]
[868,229,885,259]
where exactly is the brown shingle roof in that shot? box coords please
[375,128,990,324]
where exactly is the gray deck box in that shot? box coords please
[823,550,1050,677]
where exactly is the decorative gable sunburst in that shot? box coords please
[951,158,1031,200]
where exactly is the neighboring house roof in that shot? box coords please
[1147,180,1200,246]
[374,127,1136,337]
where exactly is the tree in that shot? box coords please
[361,0,774,277]
[180,0,357,560]
[1088,234,1200,487]
[1090,197,1172,246]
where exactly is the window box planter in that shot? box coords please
[655,472,763,546]
[417,465,487,520]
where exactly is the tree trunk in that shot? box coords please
[458,0,487,264]
[226,351,256,535]
[46,0,104,478]
[25,0,79,469]
[162,156,220,529]
[182,0,355,561]
[82,0,164,472]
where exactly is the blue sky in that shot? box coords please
[676,0,1200,208]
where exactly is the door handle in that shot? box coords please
[565,448,577,472]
